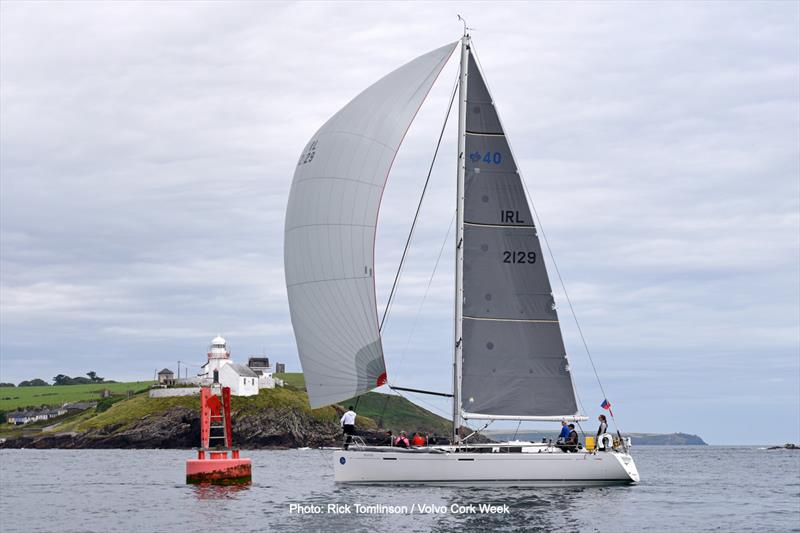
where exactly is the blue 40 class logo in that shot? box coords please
[469,151,502,164]
[339,457,346,465]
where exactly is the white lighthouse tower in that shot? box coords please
[203,335,231,377]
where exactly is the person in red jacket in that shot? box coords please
[411,432,425,447]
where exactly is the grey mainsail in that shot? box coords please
[284,42,457,408]
[460,50,580,418]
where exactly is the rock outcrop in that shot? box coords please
[0,405,415,449]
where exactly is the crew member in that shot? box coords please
[557,424,579,453]
[394,431,410,449]
[340,405,357,450]
[557,420,570,444]
[411,432,425,447]
[597,414,610,451]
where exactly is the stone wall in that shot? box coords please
[148,387,201,398]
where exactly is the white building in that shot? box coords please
[247,357,276,389]
[196,335,259,396]
[219,363,259,396]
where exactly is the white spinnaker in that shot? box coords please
[285,42,457,408]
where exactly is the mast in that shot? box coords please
[453,32,469,443]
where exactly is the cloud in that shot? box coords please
[1,1,798,443]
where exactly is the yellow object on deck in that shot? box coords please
[585,436,595,450]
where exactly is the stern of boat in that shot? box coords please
[614,451,640,483]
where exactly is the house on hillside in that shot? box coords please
[219,363,259,396]
[6,411,35,425]
[247,357,269,373]
[6,407,67,425]
[247,357,275,389]
[43,407,67,419]
[157,368,175,385]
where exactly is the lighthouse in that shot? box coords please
[204,335,231,376]
[200,335,259,397]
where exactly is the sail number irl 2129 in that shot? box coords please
[503,251,537,264]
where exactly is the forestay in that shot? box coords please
[460,49,581,419]
[285,42,457,408]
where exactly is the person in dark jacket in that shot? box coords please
[557,424,579,453]
[597,414,610,450]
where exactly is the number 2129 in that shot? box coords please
[503,251,536,264]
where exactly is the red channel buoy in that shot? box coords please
[186,385,251,485]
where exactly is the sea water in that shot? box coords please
[0,446,797,532]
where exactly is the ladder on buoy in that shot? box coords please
[186,383,251,484]
[199,385,234,453]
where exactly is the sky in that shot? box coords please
[1,1,798,445]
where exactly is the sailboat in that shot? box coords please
[284,31,640,485]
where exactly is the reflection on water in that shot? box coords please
[431,486,605,532]
[0,447,797,533]
[191,483,251,501]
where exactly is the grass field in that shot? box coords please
[0,381,154,411]
[275,372,306,389]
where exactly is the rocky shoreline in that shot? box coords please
[0,404,474,450]
[0,406,400,450]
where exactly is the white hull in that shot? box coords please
[334,445,639,486]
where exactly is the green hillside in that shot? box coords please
[73,386,341,432]
[276,372,451,434]
[275,372,306,389]
[0,381,154,411]
[1,385,346,440]
[2,374,450,445]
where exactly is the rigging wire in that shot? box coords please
[524,193,620,432]
[394,211,456,373]
[376,387,455,440]
[375,72,459,425]
[470,43,619,434]
[576,420,587,444]
[378,212,456,424]
[512,420,522,440]
[462,420,493,443]
[379,73,459,334]
[392,387,453,424]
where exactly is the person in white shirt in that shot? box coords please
[341,406,357,450]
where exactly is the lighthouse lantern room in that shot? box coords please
[204,335,231,375]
